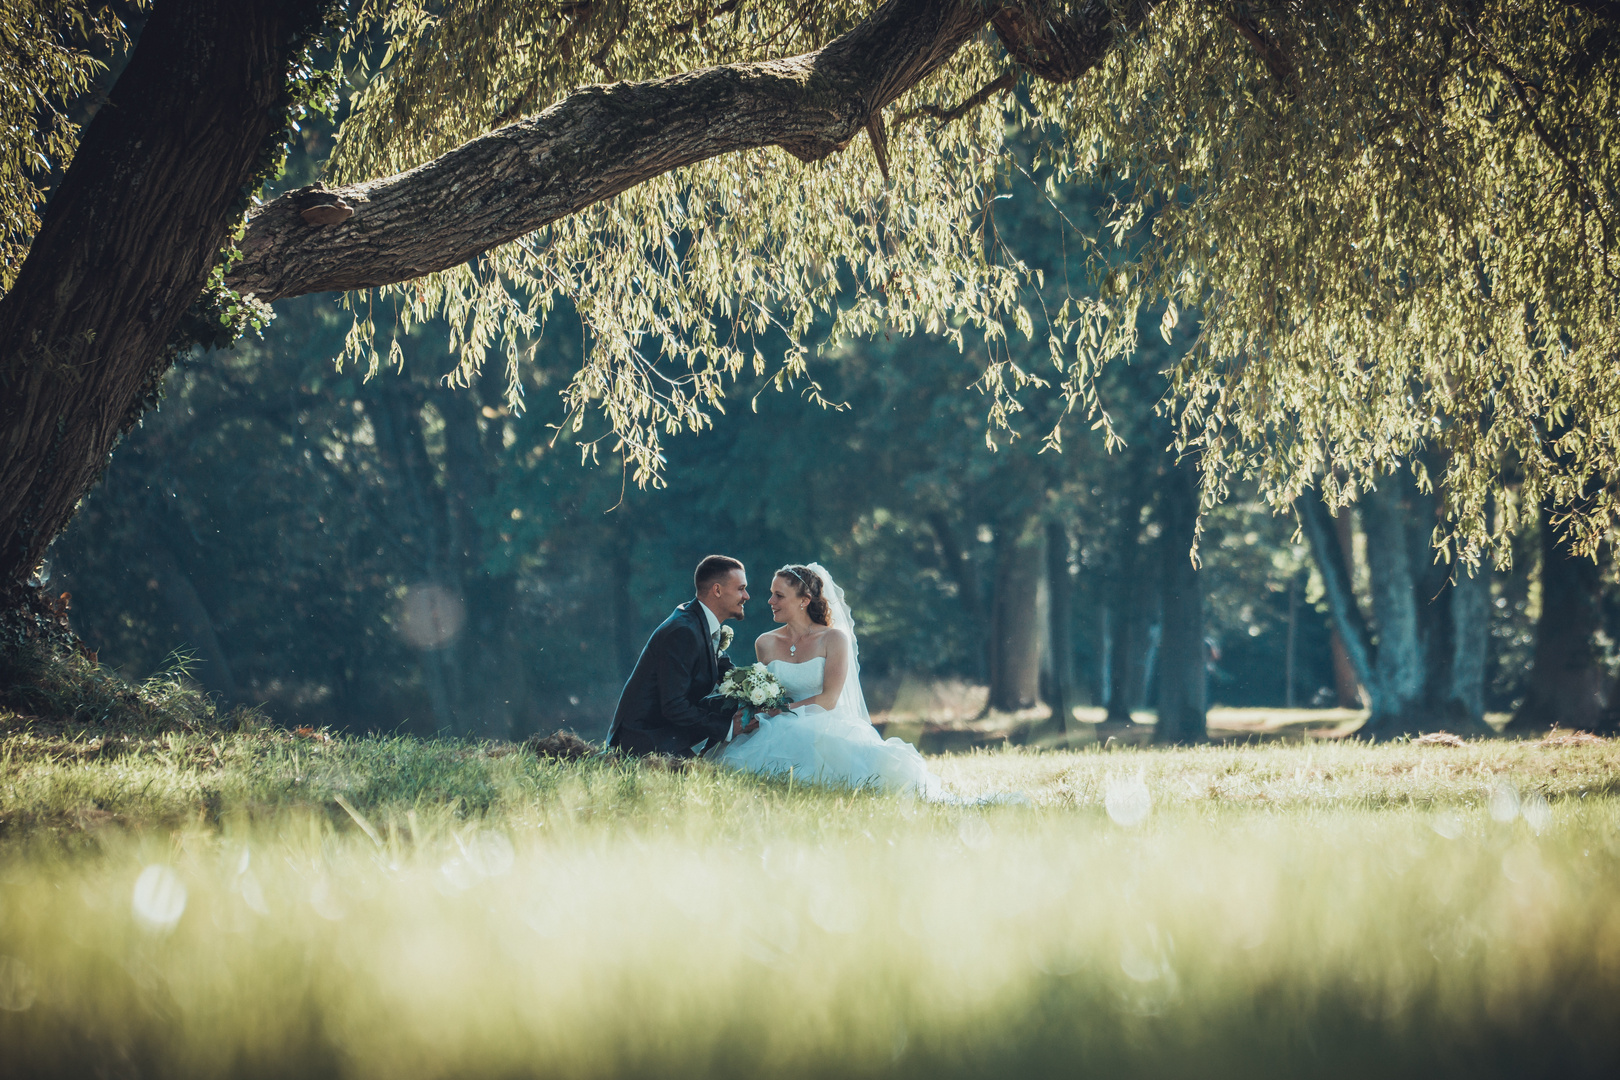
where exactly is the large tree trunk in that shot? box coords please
[1154,460,1207,743]
[1506,510,1609,733]
[0,0,319,610]
[988,518,1044,712]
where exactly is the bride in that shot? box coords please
[716,563,944,799]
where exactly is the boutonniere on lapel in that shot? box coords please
[717,625,734,653]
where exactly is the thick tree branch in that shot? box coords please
[1226,8,1299,99]
[229,0,1139,302]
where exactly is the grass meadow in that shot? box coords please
[1,723,1619,1079]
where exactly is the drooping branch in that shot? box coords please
[229,0,1139,302]
[893,70,1018,131]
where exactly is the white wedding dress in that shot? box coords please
[717,565,944,799]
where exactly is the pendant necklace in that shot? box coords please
[789,643,797,656]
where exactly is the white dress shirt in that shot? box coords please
[698,599,722,650]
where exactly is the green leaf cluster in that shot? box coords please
[0,0,138,292]
[324,0,1620,559]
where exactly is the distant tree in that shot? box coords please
[1298,464,1495,738]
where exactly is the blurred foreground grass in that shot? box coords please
[2,727,1619,1078]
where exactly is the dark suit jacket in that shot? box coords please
[607,600,736,756]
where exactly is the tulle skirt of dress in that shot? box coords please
[718,705,943,799]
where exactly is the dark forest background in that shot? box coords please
[46,129,1592,743]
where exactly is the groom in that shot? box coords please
[606,555,749,757]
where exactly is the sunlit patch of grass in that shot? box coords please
[2,733,1618,1078]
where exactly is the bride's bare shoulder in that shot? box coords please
[819,627,850,654]
[755,629,788,660]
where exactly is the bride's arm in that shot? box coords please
[791,631,851,712]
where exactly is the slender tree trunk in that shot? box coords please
[0,0,319,612]
[1506,511,1608,733]
[988,518,1044,712]
[1328,507,1365,706]
[1448,560,1490,722]
[1103,534,1151,725]
[1153,460,1207,743]
[1298,493,1377,695]
[1043,520,1074,733]
[1359,482,1428,729]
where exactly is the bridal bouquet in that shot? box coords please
[715,663,792,712]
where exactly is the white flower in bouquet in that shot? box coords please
[716,662,790,713]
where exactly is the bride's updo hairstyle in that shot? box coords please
[776,565,832,626]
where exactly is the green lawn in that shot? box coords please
[2,725,1618,1078]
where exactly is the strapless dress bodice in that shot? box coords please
[766,656,825,702]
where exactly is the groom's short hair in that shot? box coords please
[695,555,743,595]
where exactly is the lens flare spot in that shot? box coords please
[398,584,465,650]
[1488,781,1521,823]
[132,865,187,931]
[1106,774,1152,826]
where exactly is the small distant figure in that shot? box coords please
[606,555,747,757]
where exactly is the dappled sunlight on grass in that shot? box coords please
[2,733,1618,1077]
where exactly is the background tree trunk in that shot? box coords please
[1103,536,1152,725]
[988,518,1044,712]
[1043,520,1074,733]
[1328,507,1365,706]
[1303,467,1494,739]
[0,0,317,607]
[1154,460,1207,743]
[1506,511,1609,733]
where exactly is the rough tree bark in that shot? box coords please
[0,0,324,616]
[229,0,1140,301]
[1153,458,1206,744]
[0,0,1142,636]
